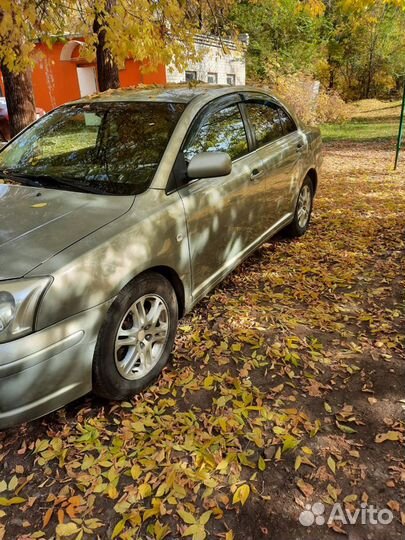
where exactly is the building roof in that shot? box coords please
[73,84,246,105]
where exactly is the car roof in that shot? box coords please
[65,84,300,130]
[71,84,265,105]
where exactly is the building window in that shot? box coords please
[226,74,236,86]
[207,72,218,84]
[185,71,197,82]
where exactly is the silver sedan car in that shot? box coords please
[0,85,322,428]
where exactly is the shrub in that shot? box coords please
[315,90,348,124]
[251,73,349,125]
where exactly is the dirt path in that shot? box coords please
[0,136,404,540]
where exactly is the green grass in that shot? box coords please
[321,119,399,143]
[321,99,402,143]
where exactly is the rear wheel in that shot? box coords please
[285,176,313,237]
[93,272,178,400]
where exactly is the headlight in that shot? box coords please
[0,292,16,332]
[0,278,51,343]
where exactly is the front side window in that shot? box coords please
[183,104,248,162]
[0,102,185,195]
[245,101,285,147]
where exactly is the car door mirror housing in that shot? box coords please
[187,152,232,180]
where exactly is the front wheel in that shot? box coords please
[92,272,178,400]
[285,176,314,237]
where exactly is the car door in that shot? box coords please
[243,95,307,227]
[176,96,268,301]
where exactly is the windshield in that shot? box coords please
[0,101,185,195]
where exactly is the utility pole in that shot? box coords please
[394,81,405,170]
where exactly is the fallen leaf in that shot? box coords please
[0,497,26,507]
[327,456,336,474]
[55,522,80,537]
[31,203,48,208]
[232,484,250,506]
[387,500,400,512]
[43,508,53,528]
[336,421,357,434]
[296,478,314,498]
[375,431,401,443]
[178,509,195,525]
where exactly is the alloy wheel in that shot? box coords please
[297,184,312,229]
[114,294,169,380]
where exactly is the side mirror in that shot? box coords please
[187,151,232,180]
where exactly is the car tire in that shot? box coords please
[285,176,314,237]
[92,272,178,400]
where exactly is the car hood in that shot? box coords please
[0,183,134,279]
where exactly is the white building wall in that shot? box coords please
[166,37,246,86]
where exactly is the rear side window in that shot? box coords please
[278,106,297,135]
[184,104,248,162]
[245,102,284,147]
[246,100,297,148]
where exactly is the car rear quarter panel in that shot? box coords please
[301,125,322,181]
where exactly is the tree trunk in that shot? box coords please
[364,45,374,99]
[93,0,120,92]
[1,64,36,138]
[328,66,335,91]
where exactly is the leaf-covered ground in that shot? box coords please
[1,101,405,540]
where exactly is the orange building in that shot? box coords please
[1,36,246,114]
[10,39,167,112]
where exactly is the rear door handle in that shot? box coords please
[250,168,264,181]
[296,142,305,153]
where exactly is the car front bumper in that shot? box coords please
[0,300,112,429]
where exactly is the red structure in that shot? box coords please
[1,39,167,113]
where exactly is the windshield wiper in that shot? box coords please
[33,175,106,195]
[0,170,104,194]
[0,169,47,188]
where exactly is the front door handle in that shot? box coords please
[250,168,264,181]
